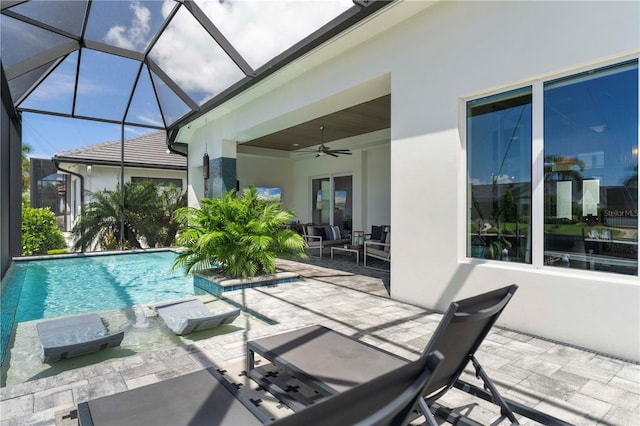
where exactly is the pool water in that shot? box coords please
[0,251,276,385]
[0,250,202,367]
[14,251,198,322]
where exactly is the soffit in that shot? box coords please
[242,94,390,151]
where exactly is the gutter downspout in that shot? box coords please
[54,161,84,252]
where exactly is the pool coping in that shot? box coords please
[11,248,178,262]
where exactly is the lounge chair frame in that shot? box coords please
[247,284,573,426]
[77,352,444,426]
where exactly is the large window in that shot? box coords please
[467,60,639,276]
[544,62,638,275]
[467,88,532,263]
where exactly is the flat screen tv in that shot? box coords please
[256,186,282,202]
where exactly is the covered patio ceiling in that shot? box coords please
[243,94,390,152]
[1,0,392,146]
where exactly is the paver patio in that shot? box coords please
[1,257,638,425]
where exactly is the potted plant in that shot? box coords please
[171,186,307,278]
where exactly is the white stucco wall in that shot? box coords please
[385,1,639,361]
[63,164,186,229]
[236,138,390,231]
[180,1,639,360]
[237,153,295,209]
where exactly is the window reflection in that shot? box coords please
[467,88,532,263]
[544,62,638,275]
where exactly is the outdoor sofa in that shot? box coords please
[301,224,351,258]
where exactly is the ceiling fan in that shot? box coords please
[298,125,352,158]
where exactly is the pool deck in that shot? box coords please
[1,257,639,425]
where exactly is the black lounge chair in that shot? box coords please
[77,351,444,426]
[247,284,573,425]
[36,313,124,363]
[155,299,241,335]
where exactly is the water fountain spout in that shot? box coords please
[133,304,149,328]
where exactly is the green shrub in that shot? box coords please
[22,207,67,256]
[172,186,307,278]
[47,249,68,255]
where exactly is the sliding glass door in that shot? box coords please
[312,175,352,234]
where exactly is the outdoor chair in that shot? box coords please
[247,284,573,425]
[156,299,240,335]
[364,230,391,266]
[76,351,444,426]
[36,313,124,363]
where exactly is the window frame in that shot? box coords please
[463,57,639,277]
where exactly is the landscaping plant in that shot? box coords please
[72,180,186,251]
[21,207,66,255]
[172,186,307,278]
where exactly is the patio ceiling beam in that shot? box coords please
[2,9,80,41]
[17,107,166,130]
[143,0,182,60]
[1,1,29,12]
[182,0,255,77]
[83,40,145,62]
[14,56,65,106]
[167,0,393,137]
[4,40,78,80]
[120,62,144,125]
[144,65,168,129]
[146,58,199,112]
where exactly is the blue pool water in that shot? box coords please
[15,251,197,322]
[0,250,200,364]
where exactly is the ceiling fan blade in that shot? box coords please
[327,152,339,157]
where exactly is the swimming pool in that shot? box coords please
[12,251,199,322]
[0,250,283,386]
[0,250,203,366]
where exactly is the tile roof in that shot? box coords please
[53,131,186,170]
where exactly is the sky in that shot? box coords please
[16,0,353,158]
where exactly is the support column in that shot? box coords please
[206,156,237,198]
[205,139,237,199]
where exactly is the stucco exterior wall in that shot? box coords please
[182,1,639,360]
[385,1,639,360]
[63,164,186,230]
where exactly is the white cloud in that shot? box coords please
[151,0,351,101]
[101,0,352,106]
[104,1,152,51]
[494,174,514,184]
[132,113,165,127]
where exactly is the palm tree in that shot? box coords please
[172,186,307,278]
[72,181,186,251]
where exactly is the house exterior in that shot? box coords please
[174,2,639,361]
[53,131,187,232]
